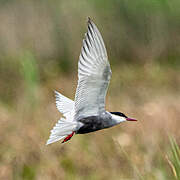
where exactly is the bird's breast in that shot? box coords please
[76,115,112,134]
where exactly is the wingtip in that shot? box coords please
[87,17,91,22]
[54,90,58,96]
[87,17,93,25]
[54,90,61,99]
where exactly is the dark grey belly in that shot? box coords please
[76,116,111,134]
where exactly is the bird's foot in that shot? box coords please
[62,132,75,143]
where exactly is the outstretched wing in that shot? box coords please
[55,90,74,119]
[74,18,112,120]
[46,91,76,145]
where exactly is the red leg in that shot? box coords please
[62,132,75,143]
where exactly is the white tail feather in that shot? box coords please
[46,118,77,145]
[46,91,76,145]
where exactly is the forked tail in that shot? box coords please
[46,91,77,145]
[46,118,77,145]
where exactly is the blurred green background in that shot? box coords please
[0,0,180,179]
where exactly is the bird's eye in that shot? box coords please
[110,112,127,118]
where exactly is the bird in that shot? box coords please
[46,18,137,145]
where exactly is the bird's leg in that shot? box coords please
[62,132,75,143]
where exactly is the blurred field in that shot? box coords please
[0,0,180,180]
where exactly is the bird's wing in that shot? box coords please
[74,18,112,120]
[46,91,76,145]
[55,91,75,119]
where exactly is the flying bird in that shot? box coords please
[46,18,137,145]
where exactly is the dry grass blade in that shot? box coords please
[167,137,180,179]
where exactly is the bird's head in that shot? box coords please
[110,112,137,124]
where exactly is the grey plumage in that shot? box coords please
[77,112,113,134]
[74,18,112,120]
[46,18,136,145]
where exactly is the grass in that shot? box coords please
[0,61,179,179]
[167,137,180,179]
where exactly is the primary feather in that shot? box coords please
[54,90,74,120]
[74,18,112,120]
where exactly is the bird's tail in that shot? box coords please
[46,91,77,145]
[46,118,77,145]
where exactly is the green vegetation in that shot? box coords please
[168,137,180,179]
[0,0,180,179]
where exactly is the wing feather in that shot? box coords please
[74,18,112,120]
[54,91,74,120]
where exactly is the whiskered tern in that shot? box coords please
[46,18,137,145]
